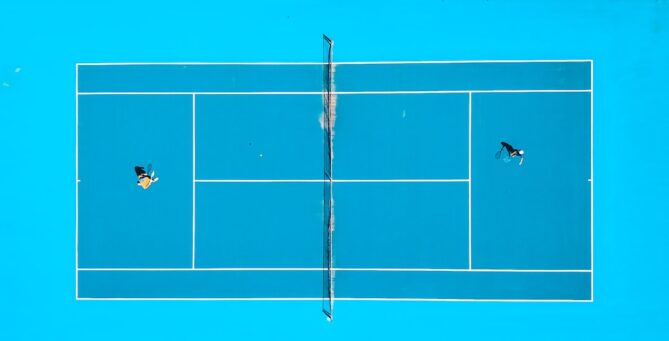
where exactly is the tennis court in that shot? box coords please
[9,1,669,338]
[76,42,592,319]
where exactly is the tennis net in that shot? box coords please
[322,34,335,321]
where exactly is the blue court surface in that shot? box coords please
[76,61,592,304]
[3,1,669,340]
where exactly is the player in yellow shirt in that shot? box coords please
[135,165,159,189]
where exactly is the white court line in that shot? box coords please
[77,267,591,273]
[468,92,472,270]
[333,179,469,183]
[76,90,591,96]
[333,298,593,302]
[75,60,593,66]
[77,91,321,95]
[196,179,324,183]
[76,62,325,66]
[192,94,196,269]
[335,60,594,65]
[75,63,79,299]
[335,90,590,94]
[195,179,470,183]
[590,60,594,301]
[76,297,324,301]
[75,297,592,302]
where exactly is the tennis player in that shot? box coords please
[135,165,159,189]
[497,141,524,166]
